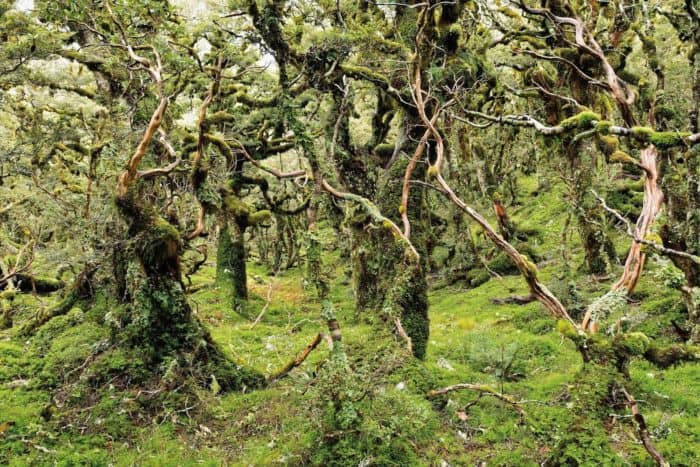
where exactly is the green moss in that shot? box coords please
[487,252,519,275]
[559,111,601,130]
[616,332,651,356]
[556,320,579,340]
[597,135,619,155]
[631,126,654,142]
[248,209,271,226]
[37,321,105,388]
[595,120,614,135]
[223,195,250,218]
[216,224,249,305]
[610,150,637,165]
[139,217,181,273]
[649,131,691,149]
[644,343,700,368]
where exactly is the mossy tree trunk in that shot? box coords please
[106,89,263,391]
[216,221,248,306]
[354,139,430,359]
[113,187,263,390]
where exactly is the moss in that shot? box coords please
[248,209,271,226]
[373,143,394,159]
[487,252,519,275]
[466,268,490,287]
[223,195,250,218]
[340,64,390,85]
[595,120,614,135]
[597,135,619,155]
[520,254,539,279]
[610,150,637,165]
[615,332,651,356]
[631,126,654,142]
[649,131,691,149]
[556,319,579,340]
[559,111,601,130]
[526,65,557,88]
[216,224,248,305]
[644,343,700,368]
[138,217,181,275]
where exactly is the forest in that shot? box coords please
[0,0,699,465]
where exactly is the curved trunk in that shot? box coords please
[612,145,663,292]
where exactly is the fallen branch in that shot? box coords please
[491,294,536,305]
[268,332,324,383]
[428,383,526,418]
[250,280,275,328]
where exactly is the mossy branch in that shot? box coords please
[460,110,700,149]
[320,179,419,261]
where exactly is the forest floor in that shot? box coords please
[1,181,699,465]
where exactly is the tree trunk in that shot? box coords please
[216,222,248,307]
[612,145,663,292]
[112,187,263,390]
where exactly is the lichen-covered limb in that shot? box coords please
[427,383,526,417]
[320,179,419,260]
[434,173,573,323]
[460,110,700,148]
[268,332,324,383]
[621,387,669,467]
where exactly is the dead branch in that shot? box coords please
[268,332,324,383]
[621,387,669,467]
[251,279,275,328]
[428,383,526,418]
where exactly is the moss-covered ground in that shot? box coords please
[1,177,698,465]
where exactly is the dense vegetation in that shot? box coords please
[1,0,699,465]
